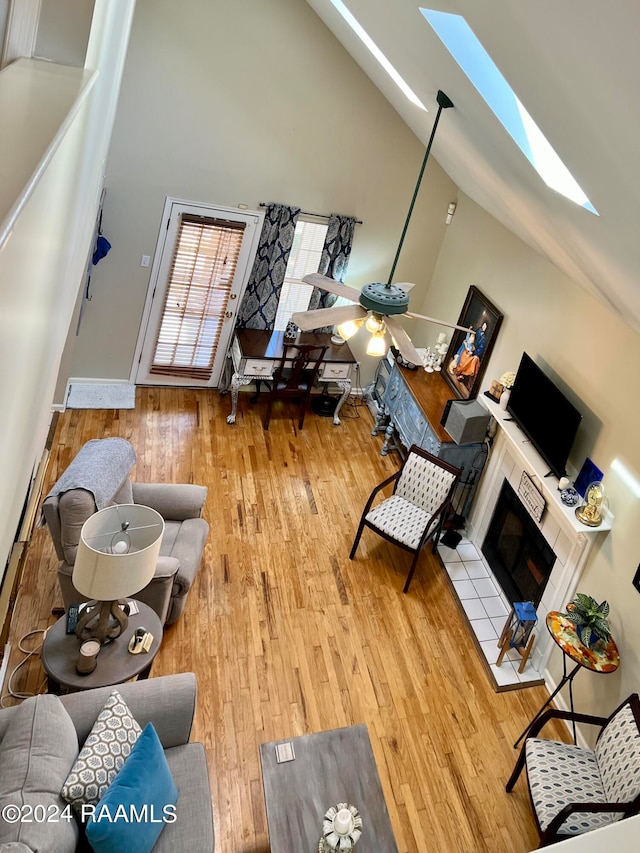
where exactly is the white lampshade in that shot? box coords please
[72,504,164,601]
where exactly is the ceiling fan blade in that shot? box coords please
[301,273,360,303]
[394,282,416,293]
[292,304,366,331]
[385,317,424,365]
[404,311,472,333]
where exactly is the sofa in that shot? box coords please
[42,438,209,626]
[0,673,214,852]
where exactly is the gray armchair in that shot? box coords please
[42,438,209,626]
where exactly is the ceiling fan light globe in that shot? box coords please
[366,332,387,357]
[365,314,385,334]
[336,319,360,340]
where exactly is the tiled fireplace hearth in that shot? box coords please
[439,395,613,691]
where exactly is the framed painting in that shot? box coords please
[443,286,503,400]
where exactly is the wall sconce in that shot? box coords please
[445,202,457,224]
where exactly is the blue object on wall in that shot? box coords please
[93,234,111,265]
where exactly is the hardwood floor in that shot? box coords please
[5,387,566,852]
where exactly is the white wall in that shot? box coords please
[35,0,95,66]
[64,0,457,393]
[0,0,9,52]
[0,0,136,585]
[422,193,640,717]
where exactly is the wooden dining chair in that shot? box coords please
[263,343,327,430]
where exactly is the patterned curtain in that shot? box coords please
[308,214,357,311]
[236,203,300,329]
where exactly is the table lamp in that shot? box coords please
[72,504,164,645]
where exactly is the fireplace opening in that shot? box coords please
[481,479,556,607]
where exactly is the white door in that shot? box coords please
[135,199,262,387]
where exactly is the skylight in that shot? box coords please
[329,0,427,111]
[421,9,598,214]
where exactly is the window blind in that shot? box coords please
[150,214,245,380]
[274,219,328,330]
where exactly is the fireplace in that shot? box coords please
[481,479,556,607]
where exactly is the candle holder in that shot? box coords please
[433,341,449,371]
[319,803,362,851]
[76,639,101,674]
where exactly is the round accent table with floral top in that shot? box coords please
[513,611,620,748]
[546,611,620,673]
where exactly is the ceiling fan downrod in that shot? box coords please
[386,89,454,288]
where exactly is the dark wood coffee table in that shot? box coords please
[259,724,398,851]
[41,601,162,693]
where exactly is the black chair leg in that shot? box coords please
[431,516,447,552]
[403,550,422,593]
[299,390,314,429]
[250,380,262,404]
[264,395,274,429]
[506,745,527,792]
[350,520,366,559]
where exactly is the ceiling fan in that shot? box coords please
[292,90,471,365]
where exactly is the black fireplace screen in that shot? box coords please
[481,479,556,607]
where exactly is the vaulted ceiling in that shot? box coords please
[305,0,640,333]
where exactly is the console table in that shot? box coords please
[226,329,356,425]
[376,363,488,517]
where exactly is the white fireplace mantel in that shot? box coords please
[465,395,614,677]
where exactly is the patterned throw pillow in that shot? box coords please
[61,689,142,810]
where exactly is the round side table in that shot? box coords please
[41,601,162,694]
[514,610,619,747]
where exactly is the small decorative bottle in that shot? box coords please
[319,803,362,851]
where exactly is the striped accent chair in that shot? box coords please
[349,445,461,593]
[506,693,640,847]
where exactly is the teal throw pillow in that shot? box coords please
[85,723,178,853]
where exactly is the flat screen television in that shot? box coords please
[507,353,582,479]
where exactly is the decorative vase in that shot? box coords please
[499,388,511,411]
[576,625,600,648]
[284,320,299,342]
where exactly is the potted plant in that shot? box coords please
[561,593,611,647]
